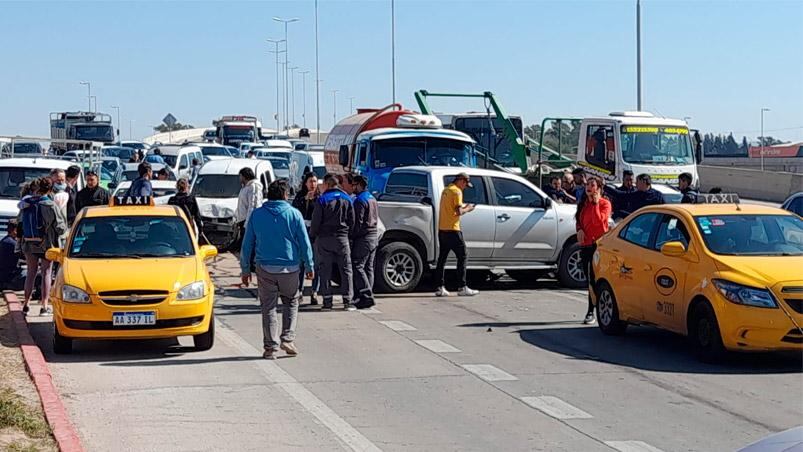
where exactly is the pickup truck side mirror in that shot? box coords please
[543,197,553,209]
[420,196,432,206]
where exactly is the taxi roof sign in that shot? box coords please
[694,193,740,204]
[110,195,155,207]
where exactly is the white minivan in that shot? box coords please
[288,146,326,191]
[156,145,204,179]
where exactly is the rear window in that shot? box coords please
[0,167,52,199]
[385,172,429,196]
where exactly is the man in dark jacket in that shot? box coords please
[604,173,664,217]
[310,174,355,311]
[65,165,81,225]
[0,219,24,291]
[350,175,378,309]
[75,171,110,212]
[126,162,153,197]
[678,172,697,204]
[168,178,203,238]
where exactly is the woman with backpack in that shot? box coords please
[18,177,67,316]
[167,178,204,241]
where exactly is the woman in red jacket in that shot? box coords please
[575,176,612,325]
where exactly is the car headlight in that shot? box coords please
[62,285,91,303]
[177,281,206,300]
[712,279,777,308]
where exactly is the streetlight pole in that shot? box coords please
[290,66,298,128]
[636,0,643,111]
[391,0,396,104]
[273,17,299,131]
[80,81,91,112]
[110,105,120,144]
[314,0,321,143]
[760,108,770,171]
[349,97,355,114]
[298,70,310,128]
[90,96,97,113]
[267,38,286,134]
[129,119,135,140]
[332,90,339,126]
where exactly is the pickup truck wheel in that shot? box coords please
[558,242,586,289]
[505,270,548,282]
[375,242,423,293]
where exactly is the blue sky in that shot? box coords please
[1,0,801,142]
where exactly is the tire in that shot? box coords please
[689,302,725,362]
[558,241,586,289]
[595,282,627,335]
[505,269,548,282]
[374,242,423,293]
[53,326,73,355]
[193,314,215,351]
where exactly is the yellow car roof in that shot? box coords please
[81,205,180,218]
[638,203,791,217]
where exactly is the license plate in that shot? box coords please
[112,311,156,326]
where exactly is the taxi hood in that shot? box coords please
[63,257,199,294]
[714,256,803,286]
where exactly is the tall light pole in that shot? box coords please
[80,81,91,111]
[332,89,339,126]
[290,66,298,128]
[298,70,310,128]
[129,119,135,140]
[110,105,121,143]
[636,0,643,111]
[760,108,770,171]
[391,0,396,104]
[267,38,286,134]
[683,116,691,123]
[349,97,355,114]
[90,96,97,113]
[273,17,299,131]
[314,0,321,143]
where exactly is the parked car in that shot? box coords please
[102,146,136,162]
[63,149,104,162]
[253,148,291,180]
[289,146,326,189]
[782,192,803,217]
[1,141,44,156]
[198,144,234,162]
[112,180,178,204]
[375,166,583,293]
[192,159,275,251]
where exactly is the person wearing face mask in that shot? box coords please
[49,168,69,222]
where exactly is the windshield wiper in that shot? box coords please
[131,253,188,258]
[76,253,135,259]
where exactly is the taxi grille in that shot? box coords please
[98,290,169,306]
[781,328,803,344]
[784,299,803,314]
[64,316,204,330]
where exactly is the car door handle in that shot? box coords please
[497,214,510,221]
[619,264,632,274]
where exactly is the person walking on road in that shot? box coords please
[291,173,321,305]
[575,176,612,325]
[126,162,153,197]
[18,177,67,316]
[75,171,110,212]
[241,180,314,360]
[350,175,379,309]
[234,167,263,264]
[434,172,479,297]
[168,178,204,239]
[310,174,355,311]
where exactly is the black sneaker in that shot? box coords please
[583,312,596,325]
[321,304,333,311]
[354,299,375,310]
[22,305,30,316]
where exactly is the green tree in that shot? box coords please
[153,122,194,133]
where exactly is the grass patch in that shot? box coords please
[0,388,49,439]
[6,440,41,452]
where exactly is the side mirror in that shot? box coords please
[420,196,432,206]
[660,241,686,258]
[108,182,117,190]
[45,247,63,263]
[543,197,553,209]
[200,245,218,260]
[338,145,350,168]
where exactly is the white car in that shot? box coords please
[192,158,275,250]
[112,180,178,204]
[197,143,234,162]
[289,147,326,190]
[253,148,291,180]
[156,145,204,179]
[238,142,264,154]
[0,158,85,231]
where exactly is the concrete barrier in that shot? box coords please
[699,165,803,202]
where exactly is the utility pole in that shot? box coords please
[760,108,770,171]
[267,39,286,135]
[110,105,120,144]
[349,97,355,114]
[290,66,298,128]
[80,81,91,112]
[332,89,339,126]
[90,96,97,113]
[129,119,134,140]
[314,0,321,143]
[299,70,310,128]
[391,0,396,104]
[636,0,643,111]
[273,17,299,131]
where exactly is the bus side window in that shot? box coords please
[585,125,615,174]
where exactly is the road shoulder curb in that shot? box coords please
[3,291,84,452]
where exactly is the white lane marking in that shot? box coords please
[520,396,592,419]
[461,364,518,381]
[216,322,381,452]
[414,339,461,353]
[605,441,665,452]
[378,320,416,331]
[360,307,382,314]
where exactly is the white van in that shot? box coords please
[192,158,275,250]
[289,146,326,191]
[157,145,204,179]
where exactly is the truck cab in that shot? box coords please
[577,112,698,186]
[325,105,477,194]
[213,116,262,148]
[50,112,115,152]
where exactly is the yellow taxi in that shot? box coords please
[46,195,218,354]
[591,195,803,361]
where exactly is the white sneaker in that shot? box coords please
[458,287,479,297]
[435,287,451,297]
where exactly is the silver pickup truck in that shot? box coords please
[375,166,585,292]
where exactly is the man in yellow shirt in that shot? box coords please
[435,173,478,297]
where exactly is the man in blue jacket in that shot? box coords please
[241,180,314,360]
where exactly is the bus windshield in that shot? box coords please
[620,126,693,165]
[372,137,472,169]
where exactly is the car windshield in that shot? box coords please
[695,214,803,256]
[621,126,694,165]
[201,146,231,157]
[162,155,177,167]
[9,143,42,154]
[192,174,242,198]
[372,137,473,169]
[0,167,52,199]
[69,216,194,258]
[145,155,165,164]
[266,157,289,169]
[103,147,133,160]
[75,125,114,141]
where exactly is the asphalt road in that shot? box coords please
[28,254,802,452]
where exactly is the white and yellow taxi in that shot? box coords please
[591,196,803,361]
[46,195,218,354]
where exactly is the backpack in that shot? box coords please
[21,197,48,253]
